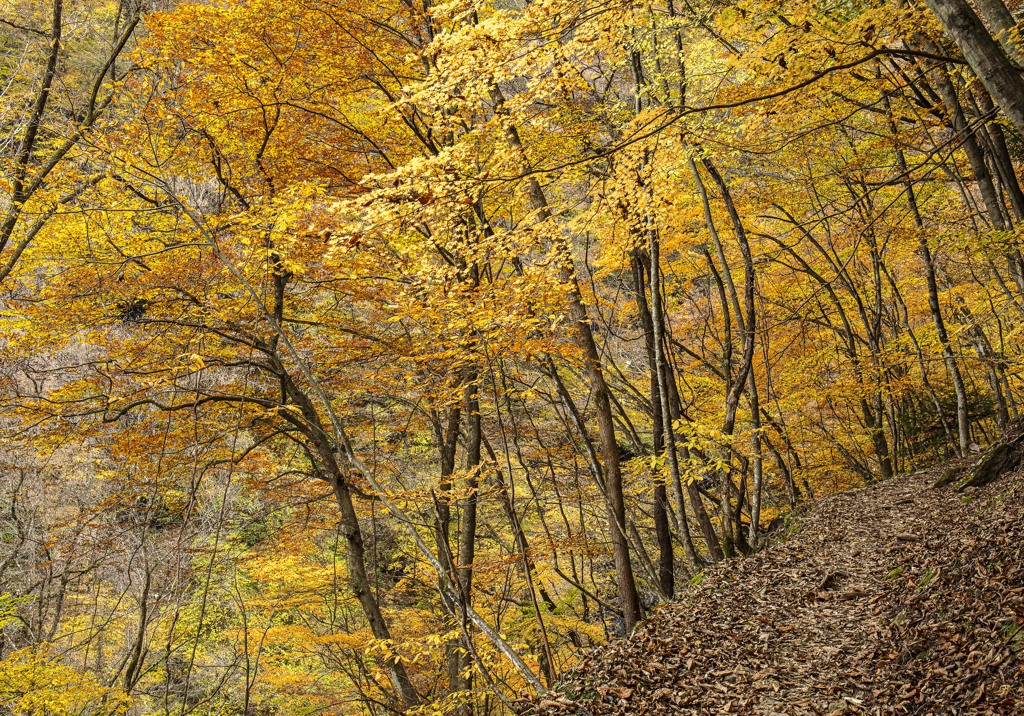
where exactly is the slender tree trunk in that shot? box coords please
[958,302,1012,428]
[926,62,1024,292]
[486,456,558,685]
[885,267,959,454]
[333,477,419,707]
[448,381,482,708]
[918,228,971,456]
[431,404,473,708]
[885,102,971,455]
[975,89,1024,222]
[491,85,642,632]
[745,371,763,546]
[631,253,675,598]
[699,158,758,549]
[432,406,460,557]
[639,162,723,559]
[861,396,894,480]
[933,70,1010,231]
[122,556,151,693]
[458,381,482,605]
[664,368,724,560]
[0,0,62,257]
[276,348,419,707]
[649,230,702,570]
[627,54,678,590]
[565,283,643,631]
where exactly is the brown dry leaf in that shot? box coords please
[526,467,1024,716]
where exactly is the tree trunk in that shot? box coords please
[862,396,894,480]
[432,406,460,558]
[491,84,642,632]
[280,366,419,708]
[448,381,481,705]
[973,0,1021,60]
[649,230,702,570]
[700,157,758,549]
[885,99,971,456]
[333,478,420,707]
[565,281,643,631]
[630,252,675,598]
[933,70,1010,231]
[924,0,1024,135]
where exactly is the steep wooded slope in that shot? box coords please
[526,468,1024,715]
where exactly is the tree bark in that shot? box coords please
[699,158,759,547]
[923,0,1024,135]
[278,365,419,708]
[665,368,724,560]
[648,231,702,570]
[973,0,1021,60]
[630,252,675,598]
[884,97,971,456]
[331,473,419,707]
[448,381,481,706]
[490,85,642,632]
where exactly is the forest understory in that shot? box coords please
[527,463,1024,715]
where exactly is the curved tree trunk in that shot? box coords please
[490,83,642,632]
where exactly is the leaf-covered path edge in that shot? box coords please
[522,465,1024,715]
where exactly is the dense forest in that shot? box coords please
[1,0,1024,712]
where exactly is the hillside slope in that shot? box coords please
[526,468,1024,715]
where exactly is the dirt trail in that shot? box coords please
[526,467,1024,715]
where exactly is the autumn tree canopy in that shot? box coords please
[2,0,1023,712]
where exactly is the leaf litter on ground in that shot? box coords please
[522,465,1024,715]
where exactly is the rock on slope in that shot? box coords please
[525,467,1024,715]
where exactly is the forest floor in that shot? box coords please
[525,464,1024,715]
